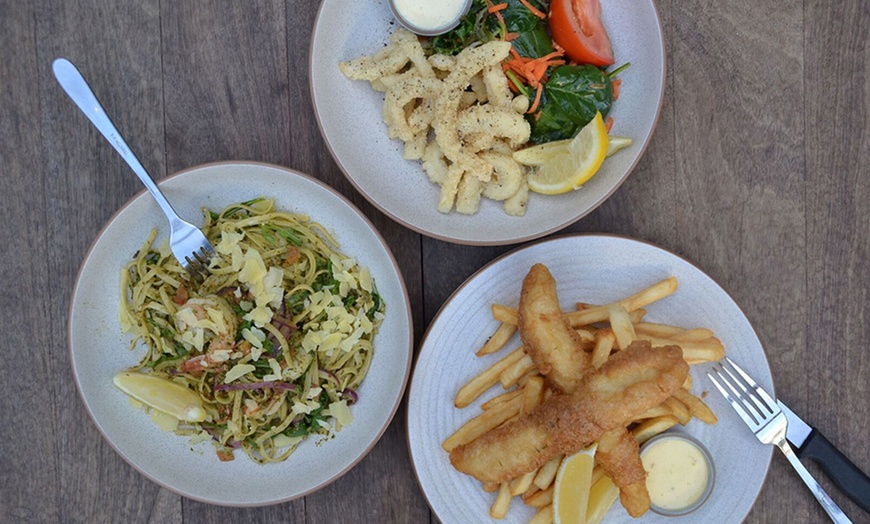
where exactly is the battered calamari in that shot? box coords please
[449,342,688,483]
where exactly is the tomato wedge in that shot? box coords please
[548,0,615,67]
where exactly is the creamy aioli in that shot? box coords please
[641,436,712,513]
[392,0,469,32]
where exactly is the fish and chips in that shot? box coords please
[443,263,723,522]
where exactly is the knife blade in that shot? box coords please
[779,400,870,513]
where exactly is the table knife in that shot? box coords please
[779,400,870,513]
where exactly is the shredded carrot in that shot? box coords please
[527,87,544,114]
[505,32,520,41]
[606,117,614,132]
[488,3,509,12]
[484,0,507,27]
[518,0,547,19]
[612,79,621,101]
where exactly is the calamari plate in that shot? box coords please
[310,0,665,245]
[68,162,413,506]
[407,235,773,523]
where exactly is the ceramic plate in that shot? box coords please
[68,162,413,506]
[310,0,665,245]
[407,235,773,523]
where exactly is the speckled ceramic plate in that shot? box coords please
[310,0,665,245]
[407,235,773,523]
[68,162,413,506]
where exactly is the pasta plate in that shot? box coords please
[68,162,413,506]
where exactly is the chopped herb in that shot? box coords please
[367,293,382,319]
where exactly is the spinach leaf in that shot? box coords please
[425,0,493,56]
[528,65,613,144]
[494,0,554,58]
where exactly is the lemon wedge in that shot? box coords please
[526,112,609,195]
[113,371,206,422]
[585,475,620,524]
[554,444,597,524]
[513,134,633,166]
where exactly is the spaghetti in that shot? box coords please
[118,198,384,463]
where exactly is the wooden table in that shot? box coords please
[2,1,867,522]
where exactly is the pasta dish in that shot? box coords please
[117,198,384,463]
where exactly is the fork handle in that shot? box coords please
[779,439,853,523]
[51,58,181,224]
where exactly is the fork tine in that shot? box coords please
[712,366,764,423]
[719,364,772,420]
[725,357,777,409]
[707,369,761,428]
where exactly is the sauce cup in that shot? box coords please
[639,433,716,516]
[388,0,473,37]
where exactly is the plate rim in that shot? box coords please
[308,0,669,246]
[405,232,774,521]
[67,160,414,506]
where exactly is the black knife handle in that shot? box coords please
[800,429,870,513]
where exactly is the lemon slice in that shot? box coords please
[113,371,206,422]
[554,444,597,524]
[606,136,633,157]
[526,113,609,195]
[513,134,632,168]
[585,475,620,524]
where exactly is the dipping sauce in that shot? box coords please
[640,434,714,515]
[390,0,472,36]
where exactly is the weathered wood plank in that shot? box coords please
[32,0,180,522]
[804,0,870,519]
[670,0,809,521]
[0,3,60,522]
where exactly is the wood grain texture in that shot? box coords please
[1,0,869,522]
[804,0,870,520]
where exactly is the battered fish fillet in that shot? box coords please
[597,427,651,518]
[449,342,688,483]
[517,263,590,394]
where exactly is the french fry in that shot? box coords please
[632,415,680,444]
[682,374,694,390]
[633,321,686,338]
[533,455,562,490]
[455,346,525,408]
[510,469,538,496]
[480,388,523,411]
[529,504,554,524]
[492,303,518,325]
[628,307,647,324]
[672,388,718,424]
[591,331,615,369]
[443,393,524,452]
[671,328,717,343]
[663,396,692,425]
[477,323,518,356]
[634,334,725,363]
[522,376,545,414]
[565,277,678,328]
[524,485,554,508]
[591,464,606,485]
[574,328,597,344]
[499,354,537,389]
[633,403,673,422]
[490,482,512,519]
[609,305,636,350]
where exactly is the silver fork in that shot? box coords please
[708,358,851,523]
[52,58,215,282]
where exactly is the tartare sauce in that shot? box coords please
[640,435,713,514]
[390,0,471,35]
